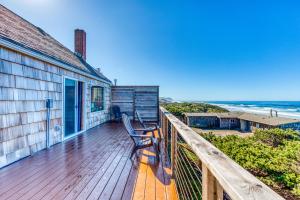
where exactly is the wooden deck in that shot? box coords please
[0,123,177,200]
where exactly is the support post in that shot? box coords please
[159,109,163,127]
[163,116,168,153]
[164,116,168,139]
[202,164,217,200]
[171,125,177,177]
[216,180,224,200]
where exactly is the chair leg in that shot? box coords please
[157,141,161,153]
[157,128,162,141]
[130,146,137,159]
[153,142,160,163]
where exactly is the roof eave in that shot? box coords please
[0,36,112,85]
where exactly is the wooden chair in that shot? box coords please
[135,110,162,141]
[122,114,160,162]
[111,105,122,122]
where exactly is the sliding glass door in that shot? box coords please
[64,79,76,137]
[64,78,84,138]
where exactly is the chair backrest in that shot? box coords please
[122,114,136,137]
[135,110,146,128]
[112,105,121,118]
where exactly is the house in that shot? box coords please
[184,112,241,129]
[0,5,286,200]
[0,5,158,168]
[238,112,300,132]
[184,111,300,132]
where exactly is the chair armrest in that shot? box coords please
[144,123,160,131]
[134,127,155,132]
[145,122,159,127]
[145,124,162,140]
[131,134,153,139]
[134,128,155,137]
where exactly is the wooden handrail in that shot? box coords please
[159,107,284,200]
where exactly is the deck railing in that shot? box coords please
[159,107,284,200]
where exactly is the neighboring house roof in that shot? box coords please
[184,112,242,118]
[184,113,218,117]
[184,112,300,126]
[216,112,243,119]
[0,5,111,83]
[238,113,300,126]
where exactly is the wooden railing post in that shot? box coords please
[171,125,177,177]
[164,116,168,139]
[216,180,224,200]
[163,115,168,153]
[202,164,217,200]
[159,109,162,127]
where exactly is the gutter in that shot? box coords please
[0,37,112,85]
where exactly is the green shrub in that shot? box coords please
[201,129,300,197]
[161,103,228,118]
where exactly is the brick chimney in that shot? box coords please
[74,29,86,60]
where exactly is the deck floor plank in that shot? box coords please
[121,156,139,200]
[144,147,157,200]
[110,156,136,200]
[1,133,106,199]
[132,149,149,200]
[98,144,133,200]
[0,123,177,200]
[86,141,132,200]
[0,125,110,195]
[5,127,116,200]
[74,141,126,200]
[155,145,168,200]
[62,133,126,200]
[38,131,124,200]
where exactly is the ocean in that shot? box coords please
[207,101,300,119]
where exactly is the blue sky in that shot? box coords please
[1,0,300,101]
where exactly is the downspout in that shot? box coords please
[46,99,53,148]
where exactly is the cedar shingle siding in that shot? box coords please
[0,47,111,168]
[0,5,112,168]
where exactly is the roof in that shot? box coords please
[238,113,300,126]
[184,112,242,118]
[0,5,111,83]
[184,112,300,126]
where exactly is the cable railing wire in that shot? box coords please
[177,138,202,182]
[174,133,202,200]
[175,169,189,200]
[177,148,202,198]
[176,151,201,199]
[167,121,172,161]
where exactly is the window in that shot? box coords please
[91,86,104,112]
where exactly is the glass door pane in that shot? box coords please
[64,78,76,137]
[77,81,83,132]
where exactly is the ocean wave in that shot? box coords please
[212,103,300,119]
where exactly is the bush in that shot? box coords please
[161,102,228,118]
[201,129,300,198]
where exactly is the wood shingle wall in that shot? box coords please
[0,47,111,168]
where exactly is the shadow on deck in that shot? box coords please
[0,122,177,200]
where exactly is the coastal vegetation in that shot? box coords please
[201,128,300,199]
[161,102,300,199]
[160,102,228,118]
